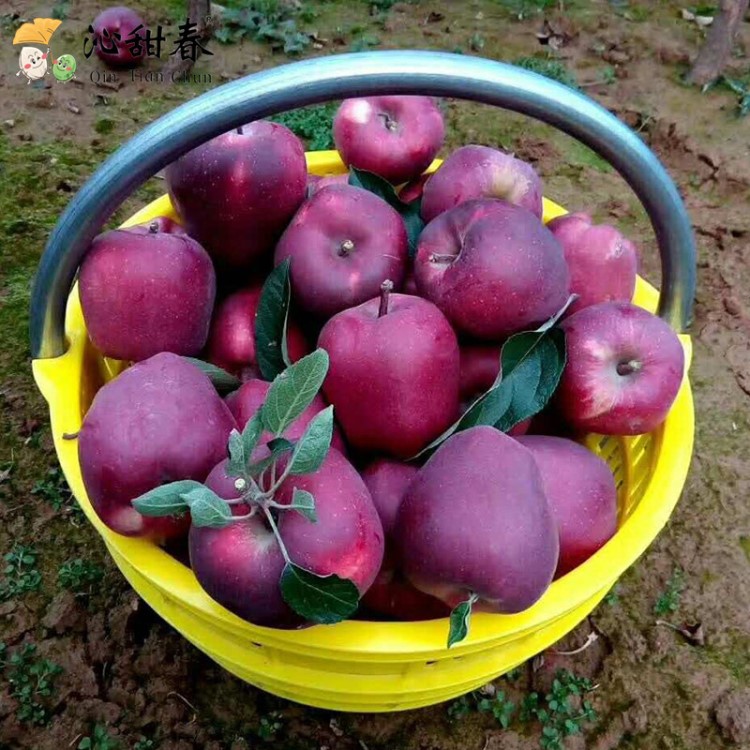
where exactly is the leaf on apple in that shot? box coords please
[279,563,359,624]
[348,167,424,256]
[447,595,476,648]
[183,358,241,393]
[288,405,334,475]
[247,437,295,476]
[181,486,234,528]
[241,412,264,466]
[255,257,292,381]
[261,349,330,435]
[226,429,247,479]
[132,479,204,516]
[288,487,317,522]
[412,327,567,459]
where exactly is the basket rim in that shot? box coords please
[32,151,695,656]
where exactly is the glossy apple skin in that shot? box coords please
[79,228,216,362]
[318,293,460,459]
[396,426,559,613]
[92,6,146,68]
[275,184,409,319]
[306,173,348,197]
[205,286,309,379]
[459,343,501,403]
[415,199,570,339]
[224,378,347,453]
[360,459,449,620]
[547,213,638,314]
[333,96,445,185]
[516,436,618,577]
[556,302,685,435]
[166,122,307,268]
[190,449,384,627]
[421,145,543,222]
[79,353,236,539]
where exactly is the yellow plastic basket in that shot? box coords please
[30,53,696,712]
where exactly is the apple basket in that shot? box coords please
[30,51,696,712]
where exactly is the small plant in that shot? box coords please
[604,584,621,606]
[271,103,338,150]
[717,76,750,118]
[58,558,104,593]
[469,33,485,52]
[654,568,684,616]
[477,689,515,728]
[52,1,70,20]
[512,56,578,89]
[257,710,284,740]
[447,694,473,722]
[495,0,557,20]
[349,34,381,52]
[0,544,41,602]
[32,467,83,521]
[133,739,156,750]
[78,724,120,750]
[0,643,63,726]
[215,2,311,55]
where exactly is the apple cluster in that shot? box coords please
[76,95,685,644]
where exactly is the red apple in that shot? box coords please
[421,145,543,222]
[399,174,429,204]
[165,122,307,268]
[318,285,460,458]
[92,6,146,68]
[414,199,570,339]
[396,426,559,613]
[306,173,348,197]
[275,184,409,318]
[190,449,384,627]
[333,96,445,184]
[517,436,618,577]
[79,353,236,539]
[556,302,685,434]
[205,286,308,379]
[547,213,638,314]
[79,226,216,362]
[459,343,501,403]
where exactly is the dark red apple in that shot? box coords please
[399,174,429,204]
[165,122,307,268]
[79,226,216,362]
[333,96,445,185]
[275,184,409,318]
[421,145,543,222]
[516,436,618,577]
[459,343,501,403]
[556,302,685,434]
[92,6,147,68]
[306,173,348,197]
[396,426,559,613]
[205,286,308,379]
[414,199,570,339]
[318,285,460,458]
[79,353,236,539]
[190,449,384,627]
[547,213,638,314]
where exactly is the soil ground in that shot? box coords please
[1,1,749,749]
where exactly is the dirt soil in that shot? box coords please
[1,1,750,749]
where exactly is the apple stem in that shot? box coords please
[236,126,244,135]
[616,359,642,376]
[430,253,456,264]
[378,112,398,132]
[378,279,394,318]
[148,221,159,234]
[338,239,355,257]
[262,503,292,564]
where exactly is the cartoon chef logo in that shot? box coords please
[13,17,77,85]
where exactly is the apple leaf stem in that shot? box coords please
[262,503,291,564]
[378,279,394,318]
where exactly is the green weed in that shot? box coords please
[654,568,684,616]
[512,56,578,89]
[78,724,120,750]
[256,710,284,740]
[58,559,104,593]
[271,103,338,150]
[717,76,750,118]
[495,0,557,20]
[0,643,63,726]
[215,2,311,55]
[133,738,156,750]
[603,584,621,606]
[349,34,381,52]
[0,545,41,602]
[477,690,515,728]
[31,467,83,521]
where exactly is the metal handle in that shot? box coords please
[30,50,696,359]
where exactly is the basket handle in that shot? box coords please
[30,50,696,359]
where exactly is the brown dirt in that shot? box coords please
[1,1,750,749]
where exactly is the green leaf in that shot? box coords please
[255,258,292,381]
[183,358,241,393]
[241,412,264,465]
[288,487,317,522]
[261,349,329,436]
[132,480,203,517]
[182,487,233,528]
[247,438,295,477]
[227,429,247,479]
[279,563,359,624]
[288,405,333,475]
[348,167,425,256]
[447,597,474,648]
